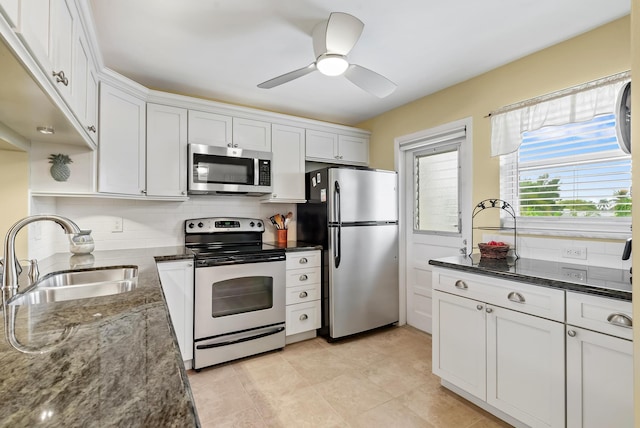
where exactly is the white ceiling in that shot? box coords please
[87,0,630,126]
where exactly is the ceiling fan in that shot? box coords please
[257,12,397,98]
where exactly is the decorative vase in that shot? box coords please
[48,153,73,182]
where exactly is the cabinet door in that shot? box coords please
[187,110,232,147]
[0,0,19,27]
[306,129,338,161]
[566,326,633,428]
[232,117,271,151]
[98,82,146,195]
[432,290,486,400]
[146,104,188,197]
[157,261,194,363]
[18,0,51,66]
[486,305,565,428]
[338,134,369,165]
[85,64,99,144]
[72,29,89,125]
[269,124,305,201]
[48,0,75,101]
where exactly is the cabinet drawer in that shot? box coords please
[286,267,320,287]
[286,300,321,335]
[433,269,565,322]
[286,251,320,269]
[567,292,632,340]
[286,283,320,305]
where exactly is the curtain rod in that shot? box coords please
[485,70,631,118]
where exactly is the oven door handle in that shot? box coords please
[195,326,285,350]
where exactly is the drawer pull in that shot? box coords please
[299,257,308,264]
[299,291,308,298]
[299,314,308,321]
[486,307,493,313]
[507,291,526,304]
[299,274,308,281]
[567,330,577,337]
[476,304,483,311]
[607,313,633,328]
[454,280,468,290]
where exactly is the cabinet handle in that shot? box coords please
[187,263,193,267]
[567,330,577,337]
[299,274,308,281]
[299,291,308,298]
[454,280,468,289]
[507,291,526,304]
[299,257,308,264]
[486,307,493,313]
[52,70,69,86]
[233,143,239,148]
[299,314,308,321]
[476,304,483,311]
[141,190,147,194]
[87,125,97,133]
[227,142,232,148]
[607,313,633,328]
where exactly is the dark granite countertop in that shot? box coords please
[429,255,632,301]
[0,247,199,427]
[264,240,323,252]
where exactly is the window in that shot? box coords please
[414,145,461,234]
[493,73,631,237]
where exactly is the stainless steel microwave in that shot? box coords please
[188,144,272,195]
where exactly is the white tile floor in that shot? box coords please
[187,325,512,427]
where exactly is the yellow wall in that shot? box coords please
[0,149,29,259]
[359,16,630,208]
[631,0,639,423]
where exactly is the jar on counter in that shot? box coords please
[69,230,95,255]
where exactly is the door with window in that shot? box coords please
[396,119,472,333]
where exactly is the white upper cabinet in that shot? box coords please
[0,0,19,27]
[187,110,232,146]
[146,103,188,198]
[18,0,51,64]
[306,129,369,165]
[265,124,305,202]
[48,0,75,101]
[72,28,98,143]
[232,117,271,151]
[98,82,146,195]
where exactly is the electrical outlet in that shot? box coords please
[562,246,587,260]
[112,217,123,233]
[561,267,587,283]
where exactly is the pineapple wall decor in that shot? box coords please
[48,154,73,182]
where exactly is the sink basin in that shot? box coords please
[7,266,138,306]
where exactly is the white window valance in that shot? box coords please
[490,71,631,157]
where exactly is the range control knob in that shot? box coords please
[250,221,255,227]
[198,222,204,228]
[188,223,195,229]
[257,222,262,228]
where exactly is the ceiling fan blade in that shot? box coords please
[313,12,364,57]
[344,64,397,98]
[257,63,317,89]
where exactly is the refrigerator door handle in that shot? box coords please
[334,180,341,268]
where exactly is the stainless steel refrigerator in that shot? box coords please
[297,167,399,339]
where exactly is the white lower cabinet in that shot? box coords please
[566,292,634,428]
[285,250,321,341]
[432,269,566,428]
[157,260,194,368]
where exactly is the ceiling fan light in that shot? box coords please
[316,54,349,76]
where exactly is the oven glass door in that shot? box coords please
[193,153,255,185]
[211,276,273,317]
[194,260,285,339]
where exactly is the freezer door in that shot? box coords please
[328,168,397,223]
[328,223,399,338]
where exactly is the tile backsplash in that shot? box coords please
[29,196,297,260]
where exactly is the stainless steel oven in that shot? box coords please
[186,217,286,371]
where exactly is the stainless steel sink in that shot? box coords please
[7,266,138,306]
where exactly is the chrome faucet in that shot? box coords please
[2,215,81,298]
